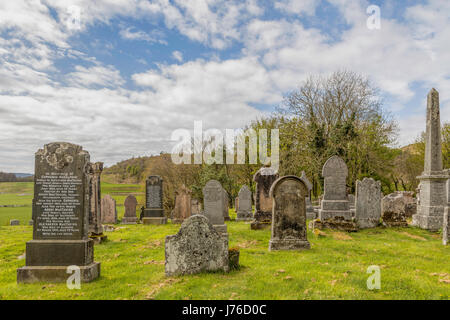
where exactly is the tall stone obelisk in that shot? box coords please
[412,89,448,231]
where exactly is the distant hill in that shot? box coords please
[0,172,33,182]
[14,173,33,178]
[103,154,170,184]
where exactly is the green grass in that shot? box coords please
[0,182,448,300]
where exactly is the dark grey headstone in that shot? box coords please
[17,142,100,283]
[269,176,310,251]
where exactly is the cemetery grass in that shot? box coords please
[0,183,449,300]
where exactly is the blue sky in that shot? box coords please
[0,0,449,172]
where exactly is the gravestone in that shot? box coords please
[172,185,192,224]
[236,185,253,221]
[165,215,229,276]
[17,142,100,283]
[122,195,138,224]
[301,171,315,220]
[382,193,409,227]
[413,89,448,231]
[355,178,381,229]
[10,219,19,226]
[202,180,227,234]
[251,167,279,230]
[191,199,201,215]
[222,189,231,221]
[142,175,167,225]
[269,176,310,251]
[101,194,117,224]
[88,162,106,243]
[443,174,449,245]
[316,156,356,231]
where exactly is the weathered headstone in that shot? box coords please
[17,142,100,283]
[142,175,167,225]
[301,171,315,220]
[382,192,410,227]
[101,194,117,224]
[236,185,253,221]
[443,174,449,245]
[165,215,229,276]
[10,219,20,226]
[202,180,227,234]
[172,185,192,224]
[269,176,310,251]
[223,189,231,221]
[316,156,356,231]
[191,199,201,215]
[88,162,106,243]
[122,195,138,224]
[251,167,279,230]
[413,89,448,231]
[355,178,381,229]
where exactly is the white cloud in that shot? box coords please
[274,0,319,16]
[1,0,450,173]
[172,50,183,62]
[66,65,125,88]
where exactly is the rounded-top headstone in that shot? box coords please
[268,175,310,251]
[322,155,348,178]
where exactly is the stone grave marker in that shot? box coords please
[223,188,230,221]
[317,156,356,231]
[122,195,138,224]
[191,199,201,215]
[202,180,227,234]
[236,185,253,221]
[17,142,100,283]
[355,178,381,229]
[269,176,310,251]
[101,194,117,224]
[142,175,167,225]
[165,215,229,276]
[88,162,106,243]
[413,89,448,231]
[172,185,192,224]
[251,167,279,230]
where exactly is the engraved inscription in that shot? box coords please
[34,172,82,239]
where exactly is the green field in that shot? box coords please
[0,182,448,300]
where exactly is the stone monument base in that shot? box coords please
[269,239,310,251]
[412,210,444,231]
[121,217,138,224]
[143,217,167,225]
[313,217,358,232]
[383,220,409,228]
[143,208,164,217]
[250,220,271,230]
[17,262,100,283]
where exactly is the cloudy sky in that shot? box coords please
[0,0,449,173]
